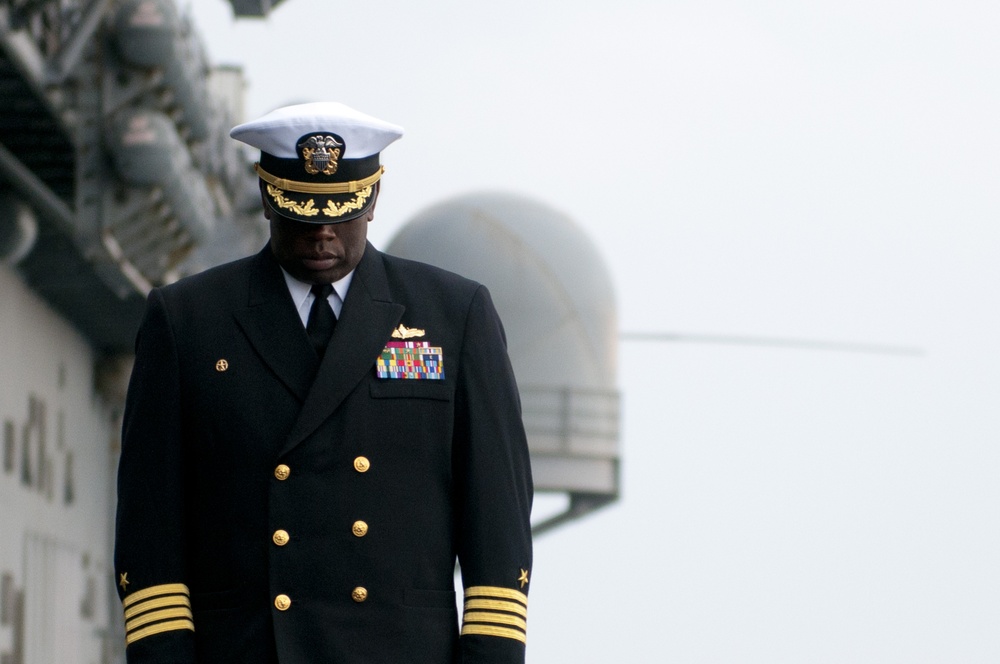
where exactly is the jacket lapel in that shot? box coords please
[233,247,317,402]
[281,243,405,454]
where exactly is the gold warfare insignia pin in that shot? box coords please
[391,324,426,339]
[298,134,343,175]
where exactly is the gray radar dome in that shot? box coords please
[386,192,620,534]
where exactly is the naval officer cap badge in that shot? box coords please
[230,102,404,224]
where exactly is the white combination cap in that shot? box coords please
[230,101,403,159]
[230,102,404,224]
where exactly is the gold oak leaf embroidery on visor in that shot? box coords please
[266,185,319,217]
[461,586,528,644]
[322,185,374,218]
[121,583,194,646]
[265,184,375,219]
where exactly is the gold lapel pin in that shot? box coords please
[216,359,229,372]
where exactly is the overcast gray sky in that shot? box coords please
[188,1,1000,661]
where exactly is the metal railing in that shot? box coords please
[519,386,622,534]
[520,385,620,458]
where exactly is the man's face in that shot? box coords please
[268,209,370,284]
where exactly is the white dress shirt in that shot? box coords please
[280,268,355,327]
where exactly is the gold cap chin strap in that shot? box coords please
[254,163,385,194]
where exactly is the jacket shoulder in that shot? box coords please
[145,252,262,331]
[160,252,258,298]
[378,250,483,299]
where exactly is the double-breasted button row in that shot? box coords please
[273,466,291,555]
[351,459,370,600]
[274,590,365,610]
[278,460,366,477]
[273,524,362,543]
[271,460,370,611]
[273,465,291,612]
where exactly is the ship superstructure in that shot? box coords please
[0,2,279,661]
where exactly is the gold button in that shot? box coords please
[272,529,290,546]
[274,594,291,611]
[274,464,290,481]
[353,456,370,473]
[351,587,368,603]
[352,521,368,537]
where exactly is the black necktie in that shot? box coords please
[306,283,336,359]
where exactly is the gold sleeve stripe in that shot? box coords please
[125,618,195,646]
[123,595,191,621]
[464,598,528,618]
[464,586,528,605]
[461,624,527,644]
[126,607,193,632]
[463,611,527,631]
[123,583,191,608]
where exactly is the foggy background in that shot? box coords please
[186,1,1000,661]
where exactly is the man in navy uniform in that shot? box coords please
[114,102,533,663]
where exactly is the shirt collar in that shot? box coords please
[280,268,355,324]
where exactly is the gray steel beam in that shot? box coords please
[49,0,115,84]
[0,139,75,236]
[531,494,619,537]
